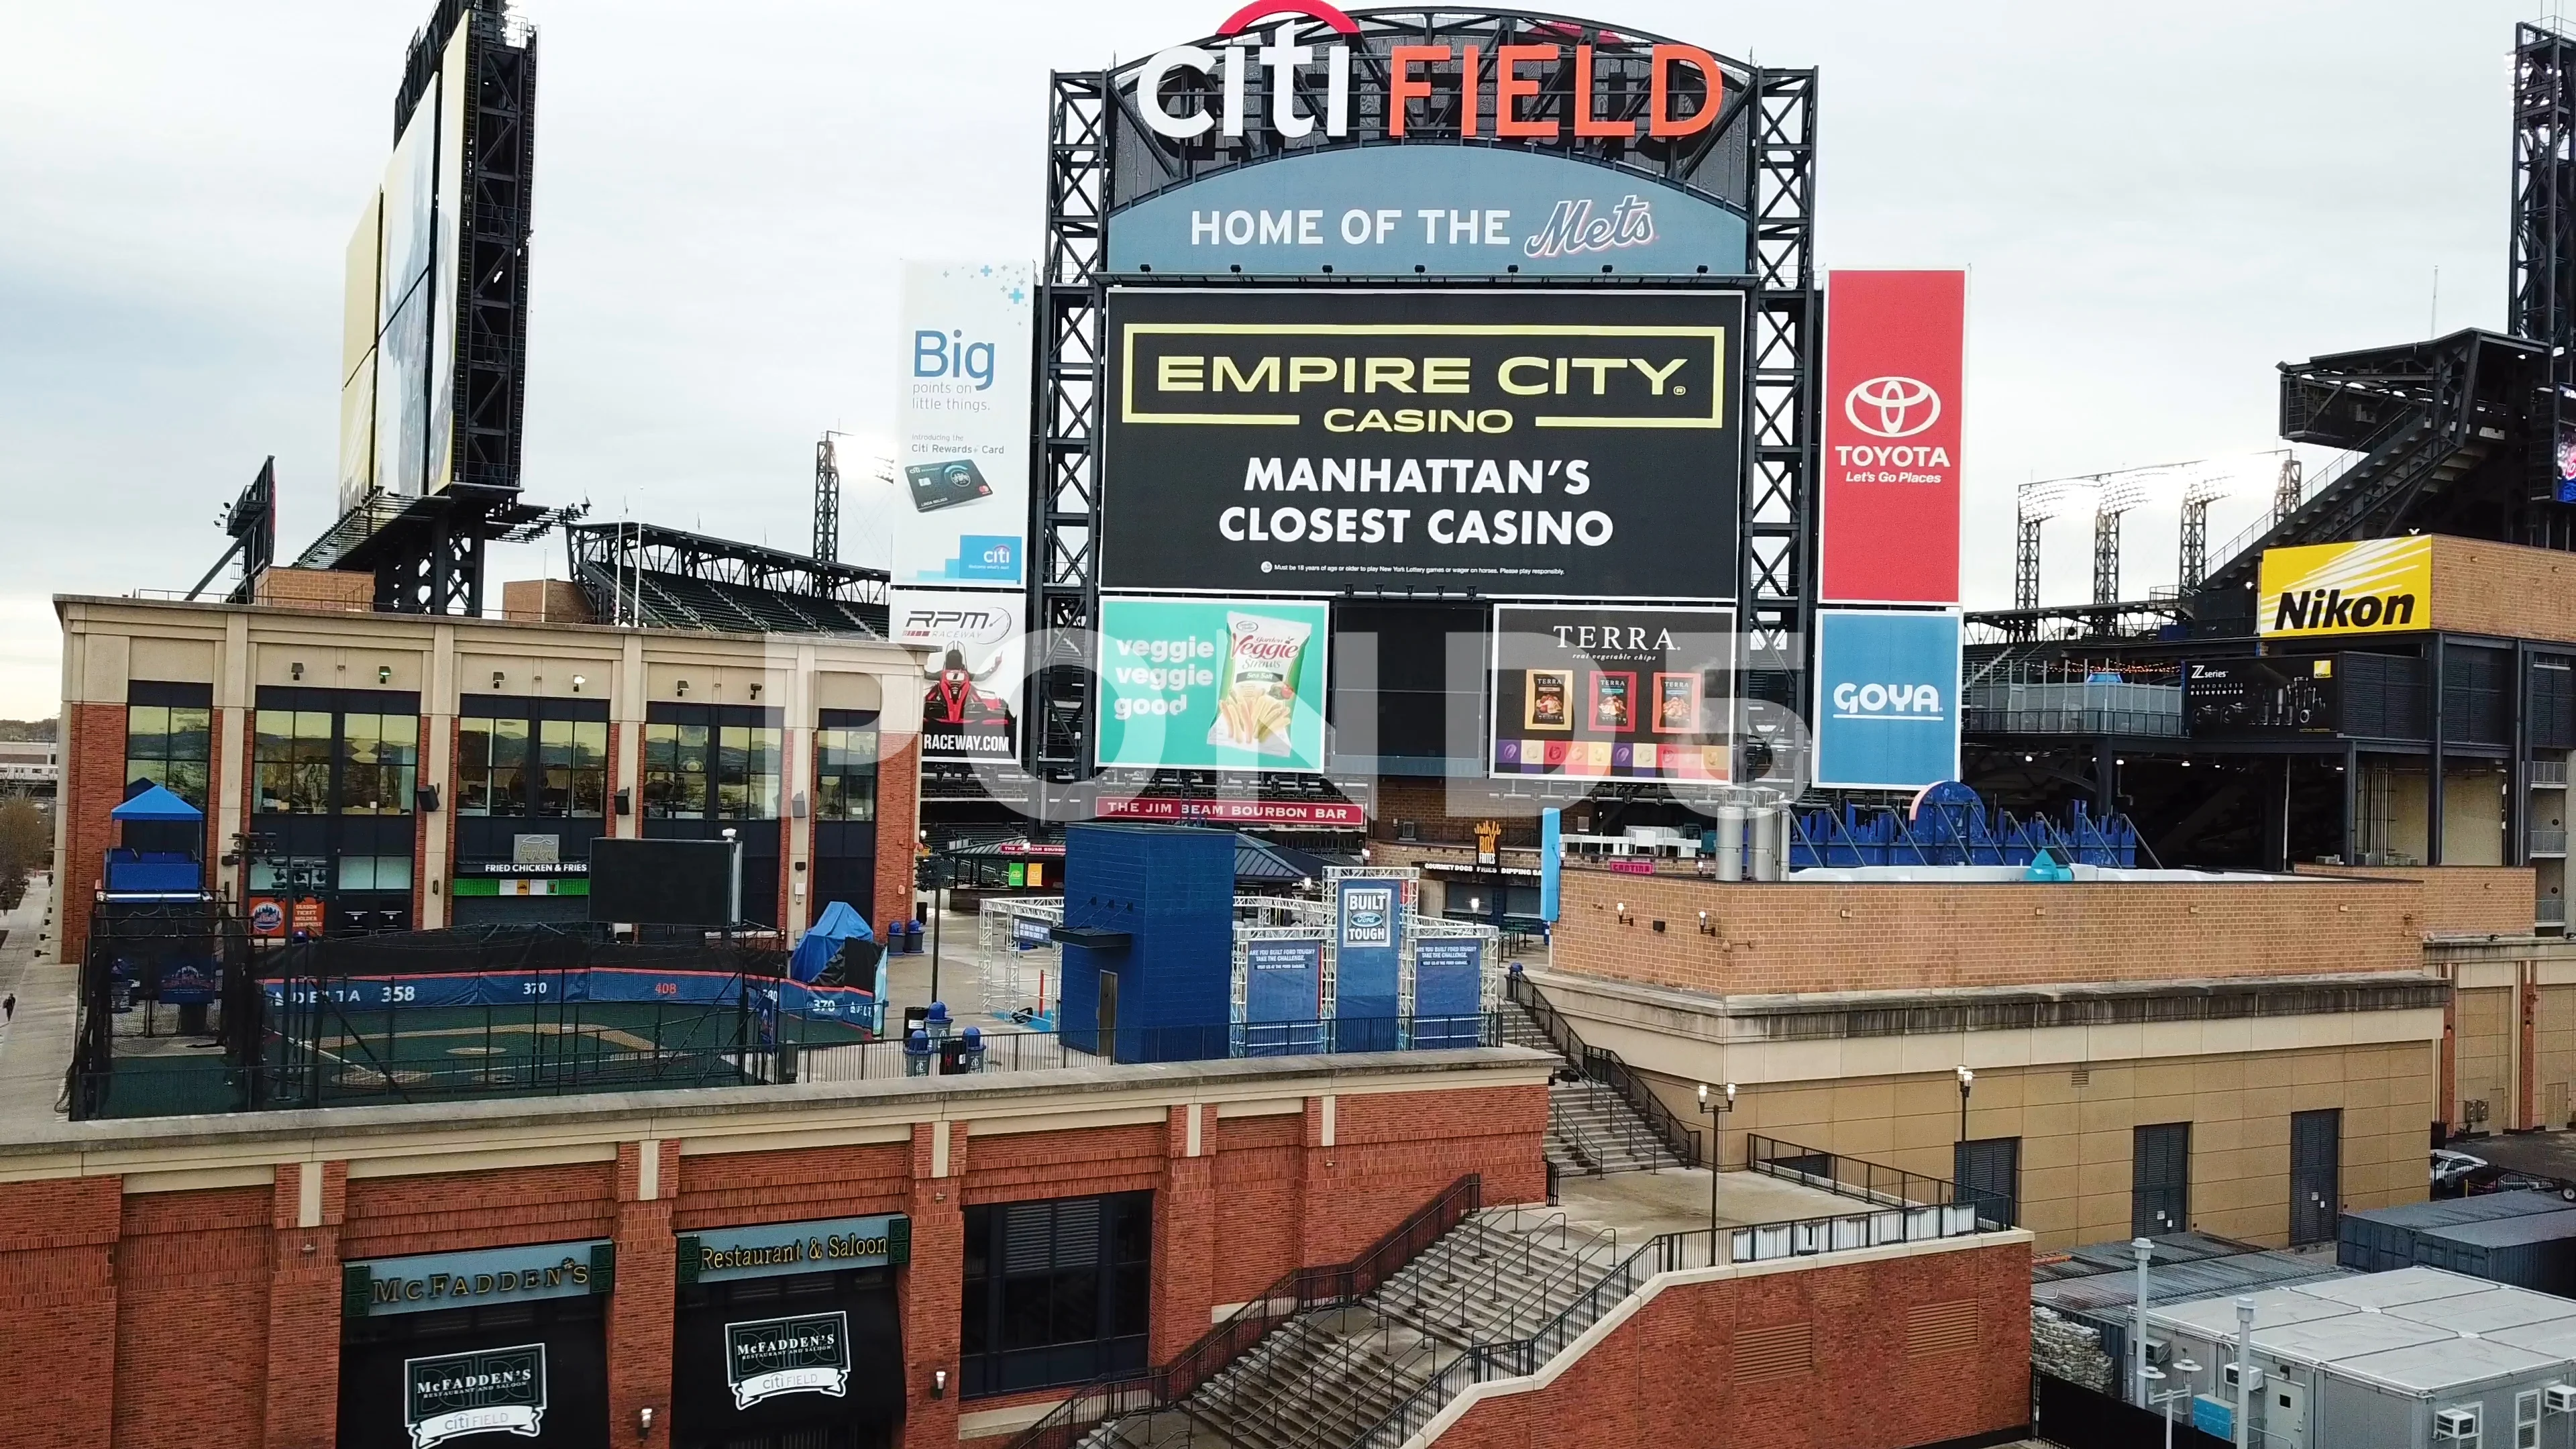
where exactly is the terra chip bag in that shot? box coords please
[1209,612,1311,755]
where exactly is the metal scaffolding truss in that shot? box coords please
[1032,15,1819,771]
[568,521,888,603]
[2515,21,2576,507]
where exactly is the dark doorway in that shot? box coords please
[2291,1108,2343,1246]
[2133,1122,2191,1236]
[1954,1136,2021,1228]
[672,1266,901,1449]
[339,1296,607,1449]
[1097,971,1119,1048]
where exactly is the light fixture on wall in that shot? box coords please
[572,674,586,693]
[492,671,506,689]
[931,1369,948,1401]
[749,682,762,700]
[290,662,304,680]
[675,680,689,697]
[635,1405,655,1439]
[377,665,392,684]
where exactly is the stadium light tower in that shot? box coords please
[813,433,844,564]
[2013,476,2099,611]
[2178,453,2291,591]
[2091,474,2156,606]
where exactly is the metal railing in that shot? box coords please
[796,1012,1505,1085]
[1004,1175,1483,1449]
[2533,759,2569,788]
[1507,973,1701,1170]
[2532,828,2570,859]
[2540,896,2567,928]
[1746,1133,1962,1215]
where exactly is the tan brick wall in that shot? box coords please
[2298,863,2536,936]
[1650,1041,2436,1251]
[2455,985,2515,1132]
[2432,535,2576,645]
[500,578,594,625]
[250,566,372,612]
[1551,866,2424,996]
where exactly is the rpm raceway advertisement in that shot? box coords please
[1098,288,1745,599]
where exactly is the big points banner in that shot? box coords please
[1811,609,1962,792]
[1093,596,1332,773]
[1099,288,1743,598]
[893,260,1034,588]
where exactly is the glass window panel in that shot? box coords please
[1112,1263,1149,1336]
[538,767,570,818]
[493,764,529,816]
[1002,1277,1053,1352]
[751,773,780,819]
[344,763,382,816]
[1051,1269,1099,1344]
[125,759,168,789]
[255,710,295,762]
[572,769,606,818]
[337,856,376,892]
[248,859,280,891]
[293,712,333,765]
[167,760,209,807]
[1112,1197,1151,1263]
[459,769,491,816]
[459,720,494,772]
[717,726,750,782]
[379,716,417,767]
[676,724,709,773]
[343,712,382,765]
[168,707,212,761]
[491,717,530,768]
[374,856,413,890]
[391,764,416,814]
[125,706,170,760]
[572,720,607,767]
[751,727,780,773]
[716,778,748,818]
[539,719,574,767]
[254,762,294,813]
[964,1208,992,1282]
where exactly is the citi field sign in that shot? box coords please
[1107,3,1758,278]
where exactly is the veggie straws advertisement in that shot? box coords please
[1095,596,1332,773]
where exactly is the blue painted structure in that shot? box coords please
[1056,824,1234,1063]
[1785,796,2141,869]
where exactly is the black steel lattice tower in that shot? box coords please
[2514,21,2576,510]
[812,435,841,564]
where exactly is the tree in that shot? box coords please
[0,797,48,912]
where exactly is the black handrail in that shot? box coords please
[1004,1173,1483,1449]
[1507,973,1701,1169]
[1744,1131,1967,1216]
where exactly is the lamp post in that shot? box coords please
[1955,1065,1974,1142]
[2131,1236,2153,1406]
[2141,1358,2202,1449]
[1697,1081,1736,1263]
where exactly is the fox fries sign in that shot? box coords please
[1094,596,1332,773]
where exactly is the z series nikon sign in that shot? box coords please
[1100,288,1743,598]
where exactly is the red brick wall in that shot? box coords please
[2432,535,2576,645]
[2298,863,2537,936]
[0,1177,123,1449]
[1430,1238,2031,1449]
[115,1189,271,1448]
[1551,865,2424,996]
[877,735,921,938]
[58,701,129,964]
[0,1079,1543,1448]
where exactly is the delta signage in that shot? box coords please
[1820,271,1966,605]
[1101,288,1743,598]
[2256,537,2433,639]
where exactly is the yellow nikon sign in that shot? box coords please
[2257,537,2433,638]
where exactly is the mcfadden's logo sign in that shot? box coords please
[2257,536,2432,639]
[1133,0,1729,144]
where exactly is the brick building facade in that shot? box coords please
[0,1054,1552,1449]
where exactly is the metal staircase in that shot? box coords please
[1074,1206,1623,1449]
[1496,1006,1680,1175]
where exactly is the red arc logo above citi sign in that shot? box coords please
[1843,376,1942,439]
[1134,1,1732,144]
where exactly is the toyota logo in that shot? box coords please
[1844,376,1941,439]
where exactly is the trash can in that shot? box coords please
[903,1029,934,1077]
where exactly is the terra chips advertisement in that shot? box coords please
[1489,604,1735,782]
[1099,288,1743,598]
[1095,596,1331,773]
[894,260,1034,588]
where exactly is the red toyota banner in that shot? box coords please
[1820,270,1966,604]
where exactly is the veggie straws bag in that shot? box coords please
[1209,612,1311,756]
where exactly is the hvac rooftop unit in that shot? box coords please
[2546,1384,2576,1415]
[2220,1362,2265,1392]
[2434,1406,2481,1440]
[2143,1338,2173,1367]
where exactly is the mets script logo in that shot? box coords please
[1843,376,1941,439]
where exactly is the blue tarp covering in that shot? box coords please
[789,900,875,983]
[1412,938,1485,1049]
[112,784,203,822]
[259,966,875,1022]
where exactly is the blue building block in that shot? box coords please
[1057,824,1234,1063]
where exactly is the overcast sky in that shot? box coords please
[0,0,2533,718]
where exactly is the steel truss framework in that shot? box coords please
[1031,13,1819,775]
[2516,21,2576,513]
